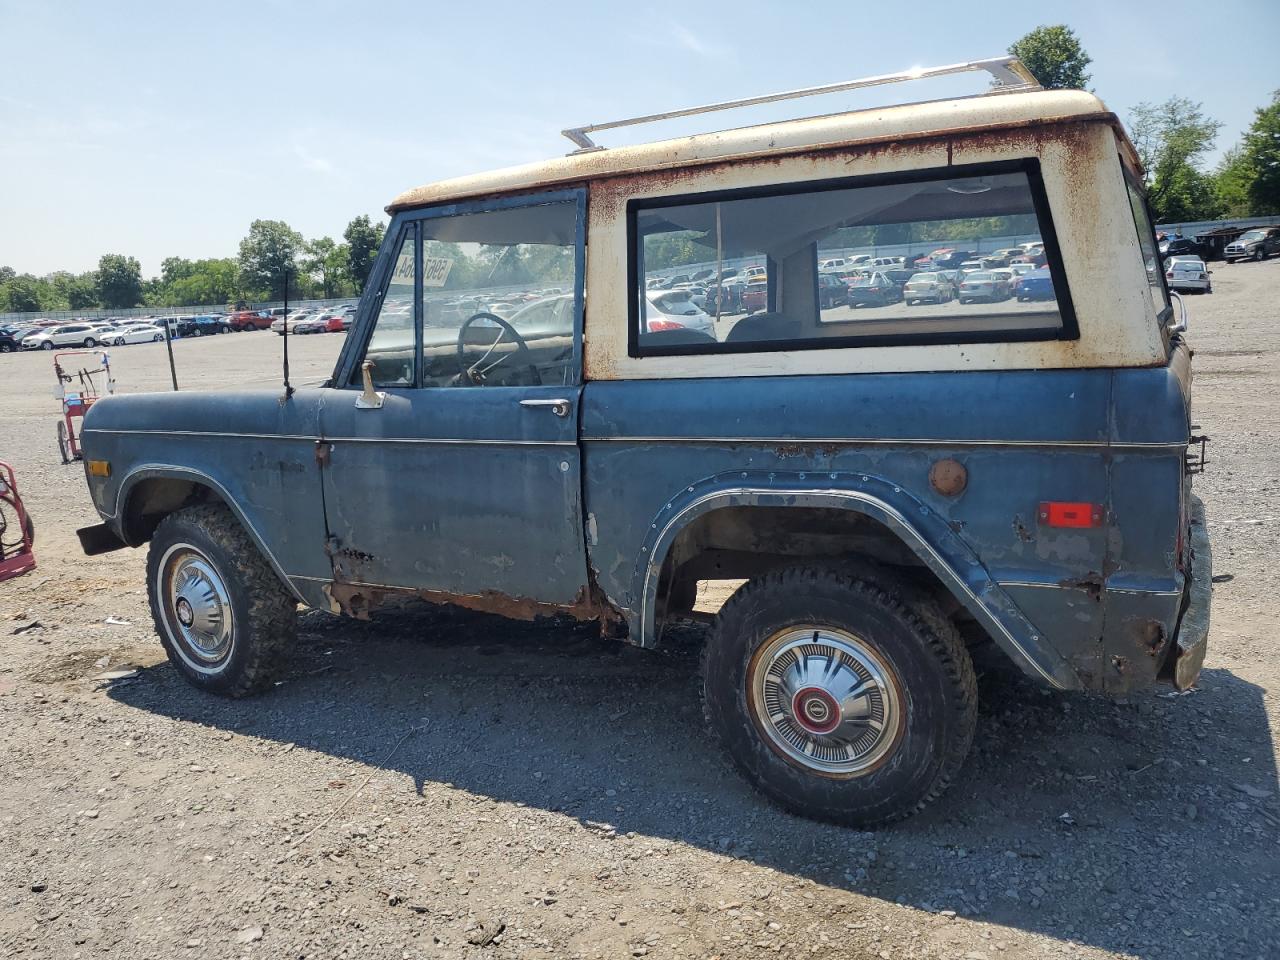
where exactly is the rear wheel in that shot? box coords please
[147,503,297,697]
[82,337,96,348]
[702,566,977,826]
[153,333,163,342]
[56,421,70,464]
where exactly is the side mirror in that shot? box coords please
[1168,291,1189,336]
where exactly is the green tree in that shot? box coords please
[49,271,99,309]
[344,215,385,292]
[161,258,242,307]
[303,236,353,298]
[4,275,45,312]
[1009,25,1092,91]
[96,254,143,308]
[1215,146,1254,217]
[238,220,304,299]
[1129,98,1223,221]
[1234,90,1280,215]
[0,266,15,285]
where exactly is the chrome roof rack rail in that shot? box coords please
[561,56,1040,153]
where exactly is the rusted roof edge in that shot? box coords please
[387,109,1133,214]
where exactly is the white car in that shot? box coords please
[902,272,954,304]
[645,290,716,338]
[110,323,166,345]
[21,322,106,350]
[958,259,986,276]
[1165,256,1212,294]
[271,312,315,335]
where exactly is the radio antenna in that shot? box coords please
[280,267,294,402]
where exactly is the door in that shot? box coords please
[318,191,590,607]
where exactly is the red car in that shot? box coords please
[228,310,272,331]
[742,281,768,314]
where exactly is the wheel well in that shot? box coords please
[654,505,971,637]
[121,477,222,546]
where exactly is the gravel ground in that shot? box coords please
[1,263,1277,960]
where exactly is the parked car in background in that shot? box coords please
[740,281,769,315]
[958,271,1011,303]
[0,331,19,353]
[704,279,748,315]
[644,289,716,337]
[1224,227,1280,262]
[293,313,336,334]
[818,272,849,308]
[110,323,166,345]
[902,272,954,304]
[229,310,272,331]
[1013,266,1055,301]
[1165,256,1212,294]
[176,315,231,337]
[958,259,986,276]
[1159,236,1211,263]
[881,267,917,293]
[847,271,901,306]
[869,256,904,269]
[21,323,104,350]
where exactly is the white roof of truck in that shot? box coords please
[390,88,1131,212]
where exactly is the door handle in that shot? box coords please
[519,398,571,418]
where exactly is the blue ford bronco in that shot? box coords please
[76,59,1212,825]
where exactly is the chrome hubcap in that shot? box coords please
[749,627,903,777]
[159,545,233,670]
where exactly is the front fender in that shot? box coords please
[112,465,306,602]
[632,470,1079,690]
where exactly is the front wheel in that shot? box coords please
[147,503,297,697]
[702,566,977,826]
[82,337,96,348]
[56,420,71,464]
[153,333,163,342]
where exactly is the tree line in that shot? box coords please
[0,215,385,315]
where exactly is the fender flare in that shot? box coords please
[632,471,1078,690]
[111,464,305,602]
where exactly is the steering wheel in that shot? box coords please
[455,312,541,386]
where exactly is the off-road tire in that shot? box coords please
[702,565,977,826]
[147,503,297,697]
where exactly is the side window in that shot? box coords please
[421,200,577,388]
[631,163,1072,356]
[1124,175,1171,318]
[357,227,416,387]
[354,199,580,389]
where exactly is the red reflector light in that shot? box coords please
[1038,502,1103,528]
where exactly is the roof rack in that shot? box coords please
[561,56,1040,153]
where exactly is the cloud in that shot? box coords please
[669,23,732,61]
[294,142,335,175]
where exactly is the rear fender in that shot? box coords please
[634,470,1079,690]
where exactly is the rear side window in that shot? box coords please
[629,160,1075,356]
[1124,175,1171,319]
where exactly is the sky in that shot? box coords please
[1,0,1277,277]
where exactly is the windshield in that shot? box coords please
[909,273,938,282]
[965,272,994,281]
[1238,230,1265,242]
